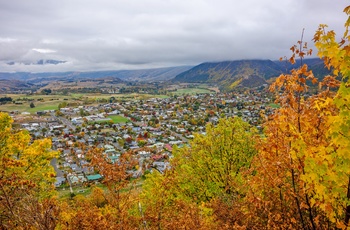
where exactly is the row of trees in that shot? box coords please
[1,5,350,229]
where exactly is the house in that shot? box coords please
[68,174,87,184]
[70,164,83,173]
[138,151,151,158]
[55,177,66,187]
[86,174,102,182]
[152,161,170,174]
[72,117,83,125]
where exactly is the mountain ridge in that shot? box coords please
[0,66,193,83]
[172,59,283,90]
[172,58,331,90]
[0,58,331,91]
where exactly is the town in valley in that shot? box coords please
[0,79,278,196]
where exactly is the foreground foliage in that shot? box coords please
[1,5,350,230]
[0,113,59,229]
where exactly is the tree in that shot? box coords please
[137,140,147,148]
[172,117,257,202]
[0,112,59,229]
[55,110,64,116]
[141,117,257,229]
[30,102,35,108]
[58,102,68,109]
[309,6,350,228]
[41,88,52,95]
[141,170,215,229]
[86,147,139,228]
[238,33,341,228]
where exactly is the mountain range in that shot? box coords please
[0,58,331,91]
[172,58,331,90]
[0,66,192,84]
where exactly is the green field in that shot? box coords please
[71,93,168,100]
[28,102,61,112]
[57,184,107,200]
[57,179,143,200]
[268,103,281,108]
[108,115,129,123]
[172,88,213,95]
[0,93,169,114]
[0,101,61,113]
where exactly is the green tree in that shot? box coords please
[172,117,257,202]
[141,118,257,228]
[137,140,147,147]
[41,88,52,95]
[58,101,68,109]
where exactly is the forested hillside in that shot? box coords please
[274,58,331,80]
[172,59,282,90]
[172,58,332,90]
[1,5,350,230]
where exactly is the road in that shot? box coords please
[51,158,64,177]
[52,113,76,130]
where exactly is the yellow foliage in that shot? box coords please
[0,112,59,228]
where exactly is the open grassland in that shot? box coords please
[0,100,61,113]
[27,102,60,112]
[1,93,167,100]
[172,88,213,95]
[0,93,168,113]
[64,93,168,101]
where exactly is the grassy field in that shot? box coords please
[87,116,129,125]
[0,93,168,114]
[0,101,61,113]
[108,115,129,123]
[72,93,168,100]
[57,184,107,200]
[172,88,213,95]
[1,93,168,100]
[268,103,281,108]
[27,103,60,112]
[57,179,143,200]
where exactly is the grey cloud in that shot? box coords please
[0,0,347,72]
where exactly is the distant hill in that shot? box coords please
[0,59,331,91]
[273,58,331,80]
[172,60,283,90]
[0,79,34,93]
[0,66,193,83]
[109,66,193,82]
[172,58,332,90]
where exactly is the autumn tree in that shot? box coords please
[57,146,142,229]
[141,170,215,229]
[140,117,257,229]
[306,5,350,228]
[172,117,257,202]
[0,112,59,229]
[237,30,342,228]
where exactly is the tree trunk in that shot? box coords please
[344,177,350,225]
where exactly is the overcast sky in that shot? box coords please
[0,0,347,73]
